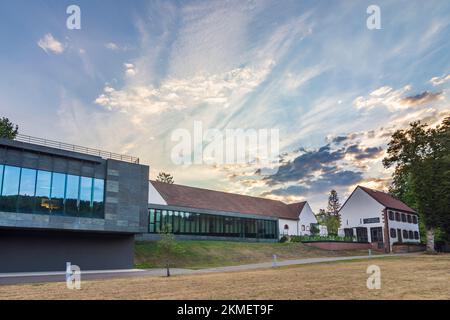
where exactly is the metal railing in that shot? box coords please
[14,134,139,164]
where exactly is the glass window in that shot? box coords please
[407,215,412,223]
[34,170,51,214]
[79,176,93,216]
[17,168,37,213]
[155,210,161,233]
[149,209,155,233]
[390,228,396,238]
[401,213,406,222]
[395,212,400,221]
[388,211,394,220]
[403,230,408,239]
[65,175,80,216]
[50,172,65,214]
[414,231,419,240]
[92,178,104,218]
[409,230,413,239]
[413,216,418,224]
[0,164,4,194]
[0,165,21,212]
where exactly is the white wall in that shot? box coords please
[298,203,318,235]
[338,187,385,242]
[278,202,319,237]
[279,219,298,236]
[148,181,167,205]
[386,211,420,247]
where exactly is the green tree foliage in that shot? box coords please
[383,117,450,250]
[156,172,174,184]
[157,224,183,277]
[317,208,340,236]
[0,117,19,139]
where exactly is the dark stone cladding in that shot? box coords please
[0,138,149,234]
[0,228,135,272]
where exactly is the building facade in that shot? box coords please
[338,186,420,252]
[0,136,149,272]
[143,180,320,241]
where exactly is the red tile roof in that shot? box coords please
[358,186,417,214]
[150,180,306,220]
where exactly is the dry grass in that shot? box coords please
[1,254,449,300]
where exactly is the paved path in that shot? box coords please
[0,253,417,285]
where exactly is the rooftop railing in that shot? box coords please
[13,134,140,164]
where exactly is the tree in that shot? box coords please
[317,208,339,236]
[156,172,174,184]
[157,224,183,277]
[0,117,19,140]
[383,117,450,251]
[327,190,341,217]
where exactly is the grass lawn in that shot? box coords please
[2,254,448,300]
[134,240,380,269]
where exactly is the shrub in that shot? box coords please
[295,235,354,242]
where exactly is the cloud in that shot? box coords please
[105,42,119,50]
[95,60,274,114]
[400,91,443,107]
[430,74,450,86]
[354,86,443,111]
[124,63,137,77]
[37,33,64,54]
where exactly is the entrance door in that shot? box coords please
[397,228,402,243]
[370,227,384,249]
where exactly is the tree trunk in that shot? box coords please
[166,261,171,277]
[426,228,435,253]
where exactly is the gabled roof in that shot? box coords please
[150,180,306,220]
[358,186,417,214]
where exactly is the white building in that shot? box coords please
[338,185,420,252]
[279,202,325,236]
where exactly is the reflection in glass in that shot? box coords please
[0,166,21,212]
[148,209,278,239]
[17,168,37,213]
[65,175,79,216]
[35,170,51,214]
[92,178,104,218]
[79,176,93,216]
[51,173,66,214]
[0,164,3,193]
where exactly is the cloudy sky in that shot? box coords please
[0,0,449,211]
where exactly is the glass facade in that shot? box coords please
[0,164,105,219]
[148,208,278,239]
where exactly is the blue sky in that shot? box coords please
[1,0,449,211]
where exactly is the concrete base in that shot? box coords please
[0,228,135,273]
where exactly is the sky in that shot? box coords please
[0,0,449,212]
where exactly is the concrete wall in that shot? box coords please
[0,228,135,272]
[0,139,149,234]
